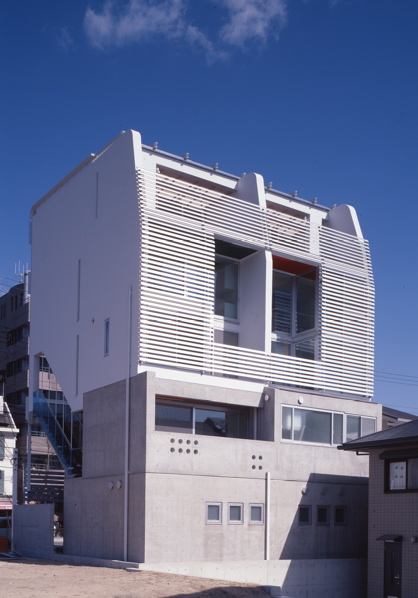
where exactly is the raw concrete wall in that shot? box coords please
[139,557,367,598]
[13,504,54,558]
[64,372,150,562]
[63,371,378,574]
[142,377,376,563]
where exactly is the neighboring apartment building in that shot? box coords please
[0,280,64,505]
[28,130,380,596]
[340,419,418,598]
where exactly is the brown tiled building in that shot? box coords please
[341,419,418,598]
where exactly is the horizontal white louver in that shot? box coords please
[137,169,374,398]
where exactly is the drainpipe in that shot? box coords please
[11,447,18,550]
[265,471,270,560]
[123,286,133,562]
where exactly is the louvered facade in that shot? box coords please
[137,168,374,399]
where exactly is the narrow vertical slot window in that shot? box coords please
[104,318,110,356]
[77,259,81,322]
[75,335,79,397]
[95,172,99,218]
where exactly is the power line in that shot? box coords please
[375,379,418,388]
[376,369,418,381]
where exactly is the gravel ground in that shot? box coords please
[0,558,269,598]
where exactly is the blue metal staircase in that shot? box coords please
[33,391,82,477]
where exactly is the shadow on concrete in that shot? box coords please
[278,472,368,598]
[113,589,267,598]
[280,472,368,560]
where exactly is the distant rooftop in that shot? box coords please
[340,418,418,452]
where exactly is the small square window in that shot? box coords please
[298,505,312,525]
[249,504,264,524]
[228,503,243,524]
[317,506,330,525]
[335,506,347,525]
[206,503,222,524]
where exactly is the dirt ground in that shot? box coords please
[0,558,269,598]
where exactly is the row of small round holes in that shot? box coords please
[252,455,263,470]
[170,438,198,454]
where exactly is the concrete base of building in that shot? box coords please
[131,557,367,598]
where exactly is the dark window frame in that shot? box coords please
[385,457,418,493]
[155,396,250,439]
[334,506,348,525]
[298,505,312,526]
[316,505,330,526]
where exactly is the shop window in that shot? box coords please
[206,503,222,524]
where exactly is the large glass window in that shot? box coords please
[346,416,376,441]
[282,406,375,446]
[272,261,317,360]
[156,398,249,439]
[155,403,193,433]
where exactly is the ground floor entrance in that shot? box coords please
[384,539,402,598]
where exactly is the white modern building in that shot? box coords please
[26,130,380,596]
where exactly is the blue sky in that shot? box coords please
[1,0,418,412]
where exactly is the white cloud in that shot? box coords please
[84,0,288,58]
[84,0,186,49]
[185,24,227,63]
[54,26,76,51]
[219,0,287,48]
